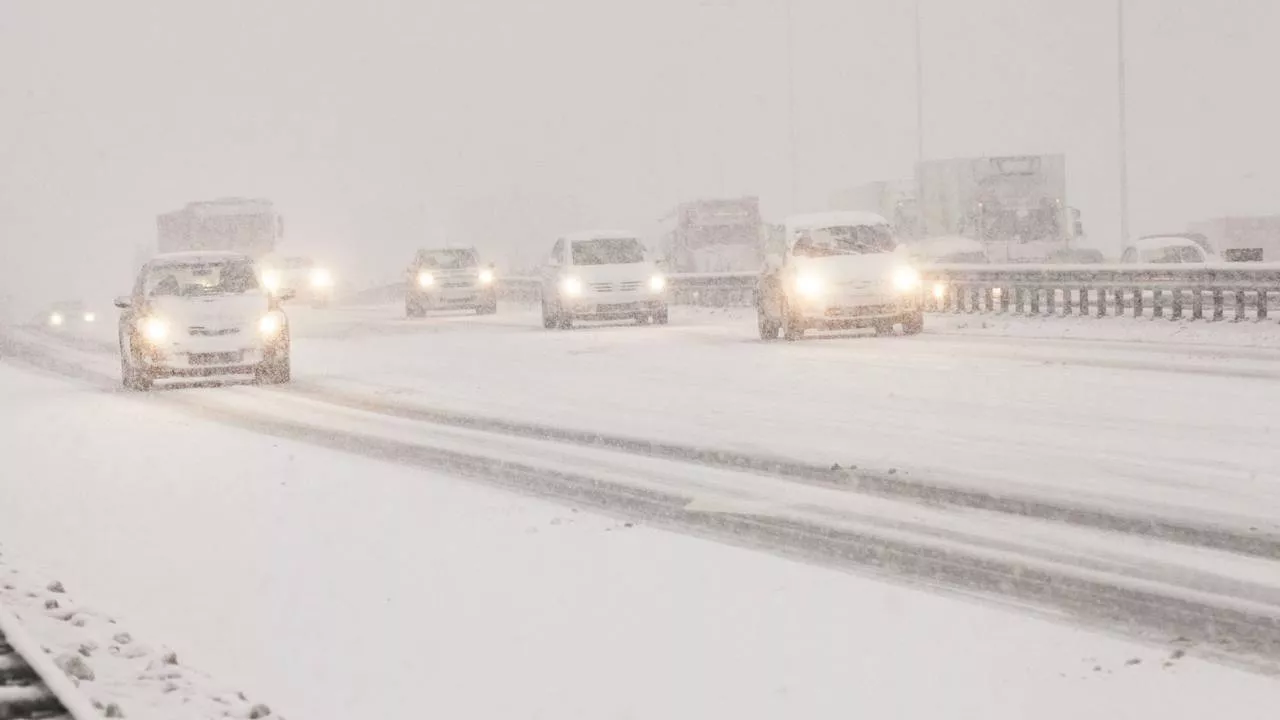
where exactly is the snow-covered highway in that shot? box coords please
[2,304,1280,718]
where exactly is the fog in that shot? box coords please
[2,0,1278,308]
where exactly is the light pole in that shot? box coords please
[1117,0,1130,247]
[914,0,925,163]
[785,0,798,212]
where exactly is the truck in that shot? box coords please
[915,155,1083,263]
[657,197,765,274]
[829,180,920,239]
[156,198,284,259]
[1185,216,1280,262]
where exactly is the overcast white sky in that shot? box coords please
[2,0,1278,306]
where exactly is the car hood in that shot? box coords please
[146,293,271,328]
[567,262,657,282]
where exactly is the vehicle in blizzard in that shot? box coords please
[157,197,284,258]
[405,248,497,317]
[540,231,668,329]
[114,251,292,391]
[756,212,923,341]
[260,256,336,307]
[1187,216,1280,261]
[41,300,97,329]
[1120,236,1218,264]
[657,197,764,274]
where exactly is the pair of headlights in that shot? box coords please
[47,312,94,326]
[560,275,666,297]
[417,269,495,288]
[262,268,334,293]
[794,267,922,298]
[138,314,284,343]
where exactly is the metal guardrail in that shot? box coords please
[0,603,99,720]
[346,263,1280,323]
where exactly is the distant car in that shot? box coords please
[260,256,335,308]
[114,251,292,391]
[756,212,923,341]
[1121,236,1218,264]
[41,300,97,329]
[538,230,668,329]
[405,248,498,317]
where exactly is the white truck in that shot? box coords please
[829,180,920,239]
[657,197,765,274]
[156,198,284,259]
[1186,216,1280,262]
[915,155,1083,263]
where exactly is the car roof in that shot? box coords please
[785,211,890,233]
[147,250,254,266]
[1129,236,1203,251]
[561,229,640,243]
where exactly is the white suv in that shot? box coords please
[115,251,292,390]
[539,230,668,329]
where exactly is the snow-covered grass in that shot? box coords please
[3,362,1279,719]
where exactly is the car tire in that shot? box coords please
[256,350,291,385]
[120,342,153,391]
[781,299,804,341]
[873,320,896,336]
[653,307,669,326]
[541,300,558,329]
[757,311,781,341]
[901,311,924,336]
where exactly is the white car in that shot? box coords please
[259,256,335,307]
[114,251,292,390]
[756,212,924,341]
[405,247,498,317]
[1121,236,1218,264]
[539,230,668,329]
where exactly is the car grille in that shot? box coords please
[189,326,240,337]
[619,281,644,292]
[189,351,243,366]
[588,282,614,293]
[588,281,644,293]
[825,304,897,318]
[442,279,473,288]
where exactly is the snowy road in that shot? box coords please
[2,305,1280,717]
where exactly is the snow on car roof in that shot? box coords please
[1128,236,1203,251]
[148,251,254,266]
[785,211,889,233]
[562,229,641,243]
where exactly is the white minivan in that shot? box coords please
[540,230,668,329]
[756,212,923,340]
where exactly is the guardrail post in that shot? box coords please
[1013,287,1024,315]
[999,287,1010,314]
[1234,291,1246,322]
[1114,288,1124,317]
[1170,288,1183,320]
[1096,288,1106,318]
[1152,289,1164,319]
[1046,287,1057,316]
[983,288,994,313]
[952,285,963,313]
[1132,287,1143,318]
[1213,290,1224,321]
[1258,290,1269,321]
[1078,287,1088,316]
[1191,289,1204,320]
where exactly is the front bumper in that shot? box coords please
[794,294,920,328]
[561,295,666,320]
[409,284,496,308]
[137,336,285,377]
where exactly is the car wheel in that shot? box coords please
[256,351,291,385]
[541,301,558,329]
[901,311,924,336]
[120,342,153,391]
[757,310,780,341]
[873,320,896,336]
[653,307,669,326]
[781,299,804,341]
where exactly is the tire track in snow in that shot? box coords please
[6,328,1280,671]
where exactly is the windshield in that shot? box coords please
[571,237,646,265]
[792,224,896,257]
[144,260,260,297]
[1140,246,1204,263]
[416,249,478,269]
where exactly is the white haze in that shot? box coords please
[2,0,1278,309]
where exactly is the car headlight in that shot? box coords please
[478,268,495,285]
[49,312,65,326]
[795,274,824,298]
[560,276,583,297]
[83,312,96,323]
[649,275,666,292]
[262,270,282,293]
[259,313,284,337]
[140,316,169,342]
[893,267,922,292]
[932,282,948,300]
[310,268,334,288]
[417,271,435,288]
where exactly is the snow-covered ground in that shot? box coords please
[2,359,1279,719]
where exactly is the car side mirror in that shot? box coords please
[113,296,132,309]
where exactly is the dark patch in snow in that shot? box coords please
[55,652,96,681]
[113,632,132,645]
[47,580,65,593]
[1124,657,1142,666]
[249,703,273,718]
[104,702,125,717]
[1169,648,1186,660]
[45,598,59,609]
